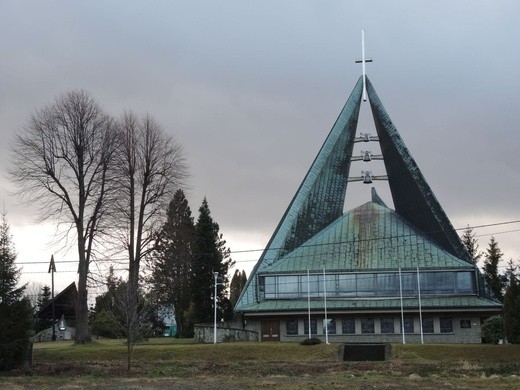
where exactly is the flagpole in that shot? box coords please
[417,266,424,344]
[399,267,405,344]
[307,270,311,339]
[323,267,329,344]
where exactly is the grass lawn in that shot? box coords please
[2,339,520,389]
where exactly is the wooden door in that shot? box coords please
[261,320,280,341]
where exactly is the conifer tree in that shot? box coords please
[191,198,234,324]
[150,189,195,337]
[0,212,32,370]
[0,213,24,304]
[36,285,52,312]
[483,236,505,301]
[503,267,520,344]
[230,269,247,308]
[461,226,482,264]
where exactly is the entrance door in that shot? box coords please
[261,320,280,341]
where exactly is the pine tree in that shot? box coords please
[461,226,482,264]
[191,198,234,324]
[503,268,520,344]
[483,236,505,301]
[0,212,32,370]
[150,189,195,337]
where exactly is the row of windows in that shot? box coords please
[286,316,461,336]
[260,271,475,299]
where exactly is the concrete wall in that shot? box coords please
[194,324,259,343]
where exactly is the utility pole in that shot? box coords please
[48,255,56,341]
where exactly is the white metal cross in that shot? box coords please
[355,29,372,101]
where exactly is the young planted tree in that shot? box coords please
[483,236,505,301]
[191,198,234,324]
[0,213,32,370]
[461,226,482,264]
[150,189,195,337]
[9,90,116,343]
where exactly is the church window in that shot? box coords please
[286,319,298,335]
[361,317,375,334]
[341,318,356,334]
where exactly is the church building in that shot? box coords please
[234,70,502,343]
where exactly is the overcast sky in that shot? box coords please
[1,1,520,292]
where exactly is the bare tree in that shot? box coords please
[9,90,116,343]
[112,112,187,317]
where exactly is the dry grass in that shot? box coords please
[2,340,520,389]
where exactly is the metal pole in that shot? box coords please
[48,255,56,342]
[307,270,311,339]
[399,267,405,344]
[417,266,424,344]
[323,267,329,344]
[214,272,218,344]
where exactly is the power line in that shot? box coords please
[14,218,520,274]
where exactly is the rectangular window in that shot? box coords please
[403,317,414,333]
[457,272,474,294]
[440,317,453,333]
[377,274,399,296]
[338,274,356,296]
[286,319,298,335]
[422,317,434,333]
[357,274,376,296]
[341,318,356,334]
[380,318,395,334]
[303,318,317,336]
[401,273,417,296]
[264,276,276,299]
[302,275,320,297]
[323,319,336,335]
[278,276,299,298]
[460,319,471,329]
[361,317,375,334]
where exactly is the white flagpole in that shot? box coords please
[323,267,329,344]
[307,270,311,339]
[417,266,424,344]
[399,267,406,344]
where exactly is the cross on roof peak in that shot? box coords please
[355,29,373,101]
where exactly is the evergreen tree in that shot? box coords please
[503,269,520,344]
[461,226,482,264]
[483,236,505,301]
[35,285,52,332]
[36,285,52,312]
[230,269,247,308]
[150,189,195,337]
[191,198,234,324]
[0,212,32,370]
[0,213,23,304]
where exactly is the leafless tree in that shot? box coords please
[9,90,116,343]
[112,112,187,316]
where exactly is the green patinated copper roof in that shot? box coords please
[234,76,499,313]
[366,78,471,262]
[259,200,473,274]
[238,296,502,314]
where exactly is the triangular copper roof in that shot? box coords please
[235,77,490,312]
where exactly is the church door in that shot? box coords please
[261,320,280,341]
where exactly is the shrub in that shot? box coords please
[300,337,321,346]
[481,315,504,344]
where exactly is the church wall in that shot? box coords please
[244,313,483,344]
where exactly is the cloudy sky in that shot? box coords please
[1,1,520,292]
